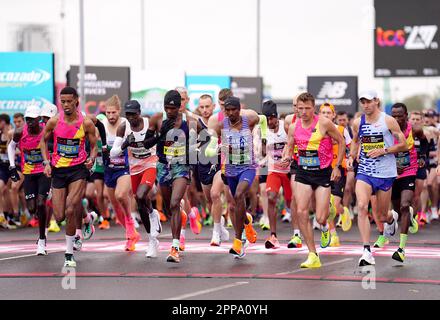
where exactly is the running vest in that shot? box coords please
[331,125,348,169]
[125,117,157,175]
[267,120,288,173]
[395,123,418,178]
[358,112,397,178]
[0,132,8,165]
[103,117,129,170]
[428,127,438,167]
[19,124,46,175]
[291,115,299,163]
[414,134,428,168]
[294,115,332,171]
[198,118,220,167]
[157,113,189,166]
[222,116,256,177]
[52,111,87,168]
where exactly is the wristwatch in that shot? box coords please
[43,160,50,166]
[384,148,389,155]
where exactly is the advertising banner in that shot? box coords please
[131,88,168,116]
[231,77,263,112]
[185,75,230,113]
[0,52,55,119]
[307,76,358,115]
[374,0,440,77]
[68,66,130,115]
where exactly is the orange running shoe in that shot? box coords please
[159,211,168,222]
[125,231,141,251]
[99,219,110,230]
[166,246,180,263]
[244,213,257,243]
[28,217,39,228]
[229,238,243,256]
[189,208,202,235]
[181,210,187,228]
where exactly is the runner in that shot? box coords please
[390,103,420,262]
[282,92,344,268]
[7,105,51,255]
[40,86,98,267]
[261,100,292,249]
[205,96,266,258]
[424,109,439,222]
[0,114,14,229]
[348,90,408,266]
[109,99,162,256]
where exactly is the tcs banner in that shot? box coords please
[0,52,55,119]
[185,75,230,113]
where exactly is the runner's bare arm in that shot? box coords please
[348,118,360,167]
[281,122,296,164]
[284,114,294,133]
[84,118,98,169]
[7,129,23,166]
[205,114,222,157]
[323,118,344,181]
[40,116,58,177]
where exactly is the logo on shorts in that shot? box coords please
[409,183,415,187]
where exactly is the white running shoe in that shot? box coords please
[131,212,140,229]
[73,235,82,251]
[146,238,159,258]
[282,210,292,223]
[431,210,439,220]
[149,209,162,238]
[210,230,221,246]
[36,239,47,256]
[384,210,399,238]
[358,248,375,266]
[220,216,229,241]
[312,216,320,230]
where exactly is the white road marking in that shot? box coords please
[276,258,353,275]
[166,281,249,300]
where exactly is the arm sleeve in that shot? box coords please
[258,115,267,140]
[110,136,124,158]
[7,140,17,167]
[95,119,107,145]
[204,135,219,158]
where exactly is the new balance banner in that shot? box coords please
[185,75,230,113]
[231,77,263,113]
[0,52,55,119]
[307,76,358,115]
[68,66,130,114]
[374,0,440,77]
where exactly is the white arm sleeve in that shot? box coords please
[7,140,17,167]
[110,136,124,158]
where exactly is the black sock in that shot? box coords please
[364,245,371,252]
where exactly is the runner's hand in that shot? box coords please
[279,156,291,168]
[85,157,95,170]
[331,166,341,182]
[122,133,135,150]
[367,148,386,159]
[160,118,176,137]
[8,166,20,182]
[347,156,354,169]
[44,163,52,178]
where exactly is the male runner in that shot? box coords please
[40,86,98,267]
[348,90,407,266]
[282,93,344,268]
[0,114,14,229]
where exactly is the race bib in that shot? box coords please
[24,149,43,164]
[361,134,384,154]
[396,151,410,169]
[298,150,320,170]
[57,138,80,158]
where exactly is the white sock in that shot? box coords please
[431,207,438,214]
[180,229,186,237]
[214,222,221,233]
[294,229,300,237]
[172,238,180,248]
[66,235,75,254]
[189,207,197,219]
[321,223,329,232]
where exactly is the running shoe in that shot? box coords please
[282,210,292,223]
[312,216,320,230]
[383,210,398,238]
[229,238,248,259]
[189,207,202,235]
[220,221,230,242]
[210,230,221,246]
[328,195,337,222]
[431,210,439,221]
[0,213,10,229]
[166,247,180,263]
[300,252,321,268]
[28,216,39,228]
[329,233,340,247]
[149,209,162,238]
[159,210,168,222]
[48,220,60,233]
[358,249,375,266]
[20,212,30,227]
[98,219,110,230]
[82,211,97,240]
[409,207,418,234]
[244,212,257,243]
[265,234,280,249]
[392,248,405,263]
[125,231,141,251]
[132,212,140,229]
[287,235,302,248]
[417,212,426,227]
[203,215,213,226]
[341,206,352,232]
[226,216,233,228]
[320,229,331,248]
[179,233,186,252]
[36,239,47,256]
[146,238,159,258]
[73,236,82,251]
[64,253,76,268]
[7,217,20,228]
[373,235,389,248]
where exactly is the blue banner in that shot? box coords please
[0,52,55,119]
[185,75,230,113]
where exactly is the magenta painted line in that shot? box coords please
[190,273,255,278]
[75,273,122,277]
[0,272,57,277]
[256,274,322,280]
[124,273,189,277]
[393,278,440,285]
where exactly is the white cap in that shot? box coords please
[24,105,41,118]
[40,103,58,118]
[359,90,378,101]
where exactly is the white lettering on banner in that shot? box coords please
[404,25,438,50]
[0,69,51,87]
[315,98,353,106]
[0,98,51,110]
[317,81,348,99]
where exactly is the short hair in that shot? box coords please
[199,94,213,102]
[336,110,347,117]
[410,111,422,116]
[13,113,24,119]
[218,88,233,102]
[392,102,408,114]
[297,92,315,107]
[60,86,79,98]
[175,86,188,95]
[105,95,121,110]
[0,113,11,125]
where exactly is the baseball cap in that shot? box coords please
[425,109,438,117]
[124,100,141,113]
[24,105,41,118]
[262,100,277,117]
[40,103,58,118]
[224,96,241,109]
[359,90,378,101]
[164,90,181,108]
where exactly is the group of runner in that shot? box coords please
[1,86,439,268]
